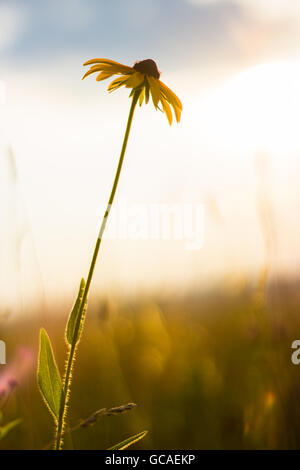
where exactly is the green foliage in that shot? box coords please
[0,396,21,442]
[0,419,21,441]
[54,278,88,450]
[108,431,148,450]
[66,279,87,346]
[37,329,63,423]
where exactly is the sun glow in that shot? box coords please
[202,61,300,154]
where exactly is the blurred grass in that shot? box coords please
[1,276,300,449]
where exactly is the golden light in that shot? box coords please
[202,61,300,155]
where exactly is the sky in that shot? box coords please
[1,0,300,314]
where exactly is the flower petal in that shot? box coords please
[96,71,114,82]
[172,104,181,123]
[148,76,160,109]
[124,72,145,89]
[82,65,103,80]
[145,82,150,104]
[139,87,145,106]
[93,63,132,75]
[159,81,182,110]
[107,75,130,92]
[82,64,124,79]
[160,97,173,125]
[83,58,133,74]
[161,90,181,123]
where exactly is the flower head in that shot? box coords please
[83,58,182,125]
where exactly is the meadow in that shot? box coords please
[1,273,300,450]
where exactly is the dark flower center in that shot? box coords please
[133,59,161,79]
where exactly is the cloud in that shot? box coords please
[240,0,300,21]
[0,3,26,52]
[187,0,219,5]
[186,0,300,20]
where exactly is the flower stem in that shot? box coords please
[54,90,141,450]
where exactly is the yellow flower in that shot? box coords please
[82,58,182,125]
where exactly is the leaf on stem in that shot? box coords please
[0,419,21,441]
[37,329,63,422]
[66,278,87,346]
[108,430,148,450]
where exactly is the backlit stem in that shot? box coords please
[55,89,141,450]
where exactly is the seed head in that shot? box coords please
[133,59,161,79]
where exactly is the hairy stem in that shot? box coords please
[54,90,141,450]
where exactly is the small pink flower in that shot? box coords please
[0,346,34,398]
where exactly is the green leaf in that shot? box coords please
[37,329,63,422]
[66,278,87,346]
[0,419,21,441]
[108,431,148,450]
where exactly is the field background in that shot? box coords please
[2,275,300,450]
